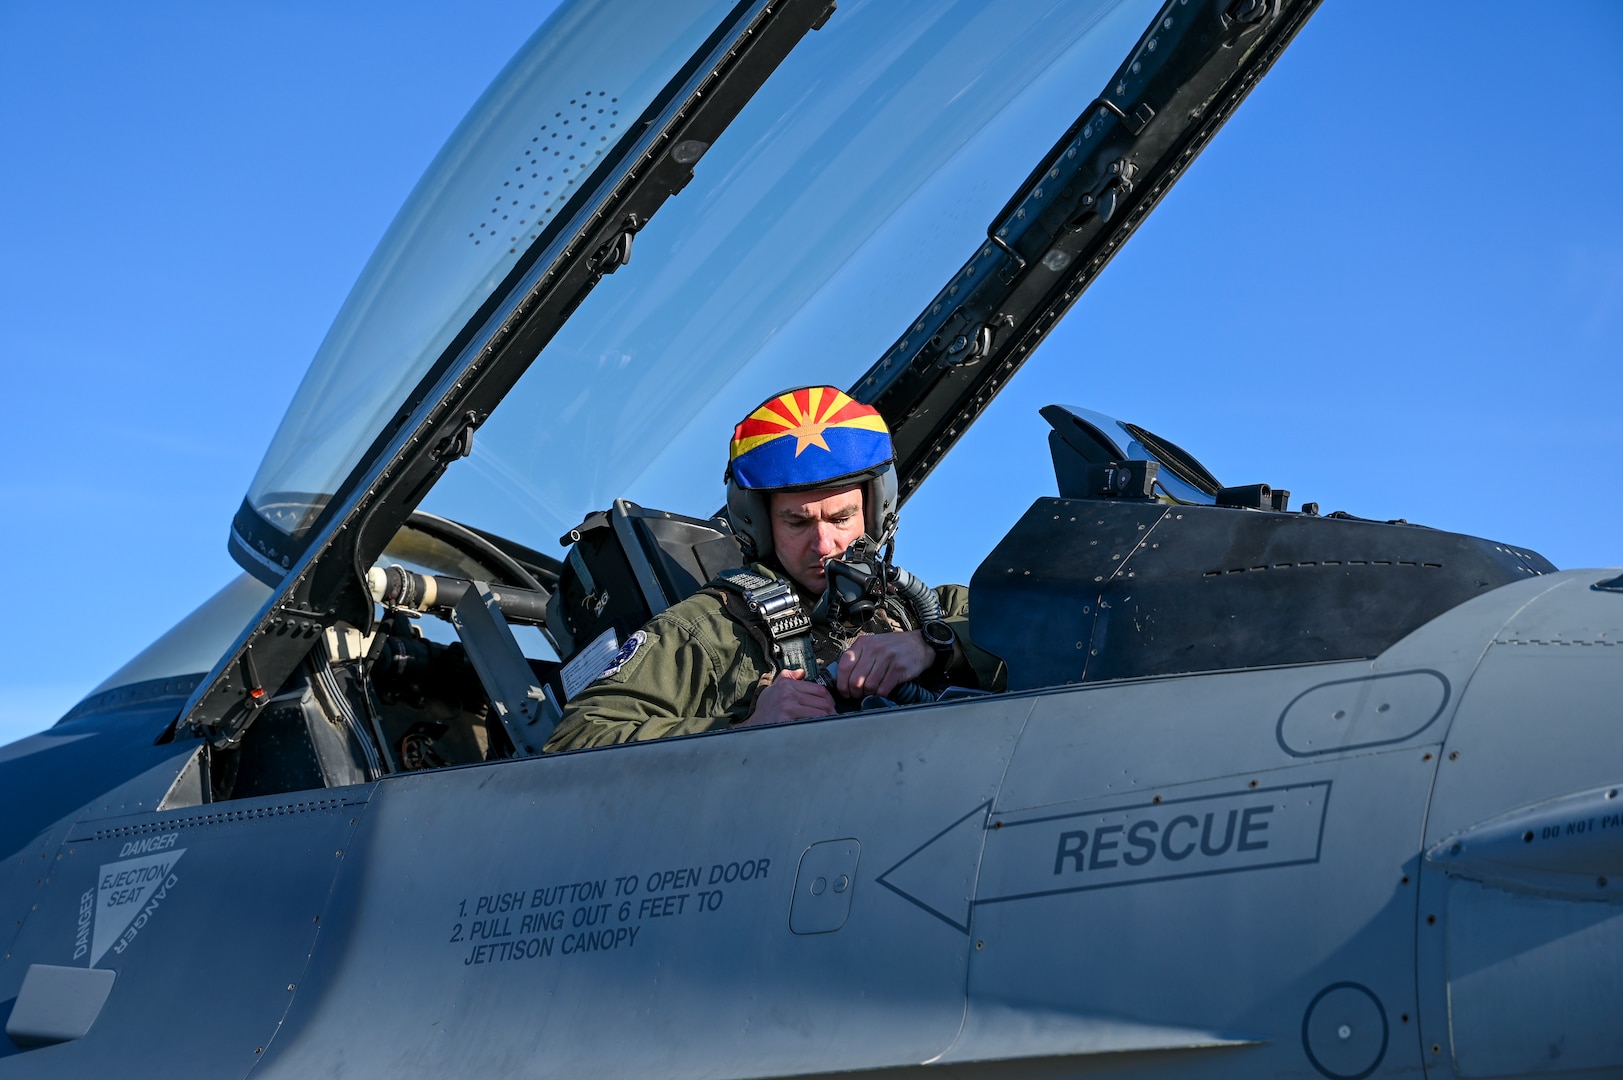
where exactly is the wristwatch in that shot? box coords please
[921,619,957,676]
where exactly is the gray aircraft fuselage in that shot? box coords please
[2,564,1619,1078]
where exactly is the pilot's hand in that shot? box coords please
[745,669,835,726]
[836,630,933,699]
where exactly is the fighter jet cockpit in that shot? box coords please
[57,0,1553,807]
[147,0,1199,799]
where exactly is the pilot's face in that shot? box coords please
[770,485,866,594]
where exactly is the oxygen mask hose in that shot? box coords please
[888,564,941,625]
[820,661,936,708]
[813,538,941,629]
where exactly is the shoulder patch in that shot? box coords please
[598,630,647,681]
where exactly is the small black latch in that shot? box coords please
[435,410,479,461]
[990,233,1027,284]
[1216,484,1272,510]
[1079,460,1159,500]
[938,324,990,368]
[1122,102,1156,137]
[1227,0,1271,25]
[931,313,1012,369]
[1270,488,1291,512]
[592,214,641,274]
[1095,186,1121,225]
[239,649,268,709]
[1067,159,1138,230]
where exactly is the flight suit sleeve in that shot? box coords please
[543,605,768,752]
[934,584,1007,693]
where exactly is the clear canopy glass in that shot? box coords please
[422,0,1159,552]
[244,0,1161,560]
[246,0,741,538]
[113,0,1164,705]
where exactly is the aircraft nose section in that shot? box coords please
[1425,783,1623,901]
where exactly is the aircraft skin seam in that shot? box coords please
[1405,572,1575,1067]
[86,798,349,839]
[1203,560,1445,577]
[246,799,374,1072]
[923,696,1042,1066]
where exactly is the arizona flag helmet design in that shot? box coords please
[728,387,892,491]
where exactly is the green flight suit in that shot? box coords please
[543,562,1004,752]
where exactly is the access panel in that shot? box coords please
[0,781,369,1079]
[1416,573,1623,1078]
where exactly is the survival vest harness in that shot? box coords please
[702,567,821,681]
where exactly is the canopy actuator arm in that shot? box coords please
[450,583,558,757]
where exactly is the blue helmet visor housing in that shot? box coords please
[724,387,899,560]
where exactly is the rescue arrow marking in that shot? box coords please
[879,782,1331,932]
[875,802,991,934]
[980,781,1331,905]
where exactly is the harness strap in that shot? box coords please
[703,568,821,681]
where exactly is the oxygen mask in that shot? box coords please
[812,536,944,633]
[812,536,888,628]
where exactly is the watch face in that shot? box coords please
[924,620,955,648]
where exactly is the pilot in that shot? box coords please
[543,386,1003,752]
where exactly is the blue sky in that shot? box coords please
[2,1,1619,746]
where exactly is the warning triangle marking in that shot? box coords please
[90,849,185,966]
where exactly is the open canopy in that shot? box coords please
[203,0,1319,734]
[229,0,1243,577]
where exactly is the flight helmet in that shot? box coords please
[725,386,899,562]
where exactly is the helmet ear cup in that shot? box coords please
[725,482,773,562]
[865,463,899,546]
